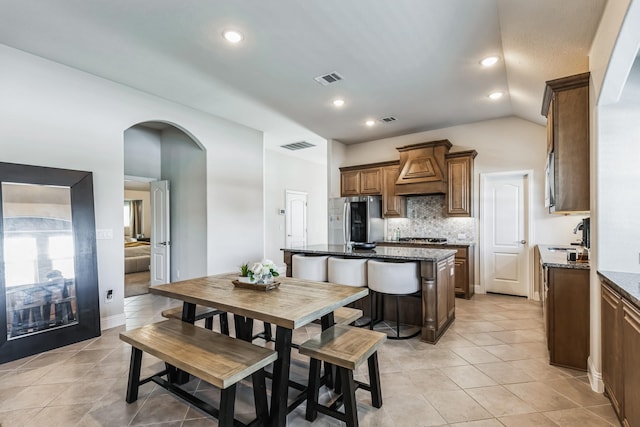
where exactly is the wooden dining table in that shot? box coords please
[149,273,368,427]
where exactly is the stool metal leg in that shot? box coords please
[368,352,383,408]
[395,295,401,338]
[340,367,359,427]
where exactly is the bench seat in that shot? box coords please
[161,305,229,335]
[334,307,363,326]
[120,319,277,426]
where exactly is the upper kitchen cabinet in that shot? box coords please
[445,150,477,217]
[382,163,406,218]
[395,140,451,196]
[341,161,404,197]
[542,72,590,213]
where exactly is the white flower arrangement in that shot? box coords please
[249,259,280,283]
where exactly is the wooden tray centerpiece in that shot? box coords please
[232,279,280,291]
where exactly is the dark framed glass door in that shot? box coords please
[0,162,100,363]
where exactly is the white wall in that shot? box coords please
[332,116,585,290]
[161,127,207,281]
[264,149,328,264]
[124,127,161,179]
[0,44,264,329]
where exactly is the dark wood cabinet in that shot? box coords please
[360,168,382,195]
[445,150,477,217]
[601,283,623,417]
[622,300,640,427]
[545,267,590,370]
[340,170,360,196]
[340,162,395,197]
[541,72,590,213]
[381,164,406,218]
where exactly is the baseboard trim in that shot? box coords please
[101,313,126,331]
[588,355,604,393]
[474,284,484,294]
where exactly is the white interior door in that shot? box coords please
[150,180,170,285]
[482,173,530,297]
[286,191,307,248]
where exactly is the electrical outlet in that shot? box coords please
[105,289,113,303]
[96,229,113,239]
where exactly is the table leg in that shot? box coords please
[269,326,292,427]
[233,314,254,342]
[320,312,337,389]
[172,302,197,384]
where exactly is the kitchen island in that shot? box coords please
[282,244,457,344]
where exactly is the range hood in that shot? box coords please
[395,140,452,196]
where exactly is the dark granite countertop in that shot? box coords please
[377,240,475,247]
[538,245,590,270]
[598,271,640,310]
[282,244,457,262]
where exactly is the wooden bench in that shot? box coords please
[299,324,386,427]
[119,319,277,427]
[334,307,363,325]
[161,305,229,335]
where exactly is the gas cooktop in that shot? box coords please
[398,237,448,244]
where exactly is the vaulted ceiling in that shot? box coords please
[0,0,607,153]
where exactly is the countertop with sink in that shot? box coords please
[538,244,590,270]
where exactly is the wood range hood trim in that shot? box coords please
[395,140,452,196]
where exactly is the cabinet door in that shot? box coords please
[623,300,640,427]
[546,99,554,155]
[447,257,455,319]
[436,259,449,330]
[601,283,623,418]
[453,257,468,297]
[382,165,405,217]
[446,152,475,217]
[341,171,360,197]
[360,168,382,195]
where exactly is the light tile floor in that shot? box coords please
[0,293,621,426]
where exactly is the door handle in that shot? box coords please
[520,240,527,244]
[159,241,170,246]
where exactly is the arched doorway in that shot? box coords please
[123,121,206,296]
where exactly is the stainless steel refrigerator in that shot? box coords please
[328,196,384,244]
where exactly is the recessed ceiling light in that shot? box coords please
[488,91,504,100]
[222,30,243,43]
[481,56,500,67]
[365,120,376,127]
[333,99,345,107]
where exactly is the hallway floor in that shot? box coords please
[0,293,620,426]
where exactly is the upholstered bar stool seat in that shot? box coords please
[292,254,329,282]
[328,257,370,327]
[367,260,421,339]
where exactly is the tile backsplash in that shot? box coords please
[385,195,476,243]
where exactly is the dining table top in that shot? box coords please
[149,273,368,330]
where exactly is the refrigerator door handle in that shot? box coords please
[343,201,350,243]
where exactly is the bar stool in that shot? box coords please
[367,260,421,339]
[292,254,328,282]
[328,257,370,327]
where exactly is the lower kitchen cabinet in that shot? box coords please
[545,267,589,371]
[622,300,640,427]
[601,283,623,417]
[600,279,640,427]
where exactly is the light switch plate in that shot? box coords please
[96,229,113,239]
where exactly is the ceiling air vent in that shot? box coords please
[280,141,316,151]
[314,71,344,86]
[379,116,397,123]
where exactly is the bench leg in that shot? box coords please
[126,347,143,403]
[204,316,214,330]
[368,352,382,408]
[305,358,321,422]
[252,368,269,425]
[263,322,272,341]
[219,312,230,336]
[340,367,358,427]
[218,384,237,427]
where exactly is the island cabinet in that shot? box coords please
[541,72,590,213]
[600,276,640,427]
[544,267,590,371]
[377,243,474,299]
[281,245,456,344]
[445,150,477,217]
